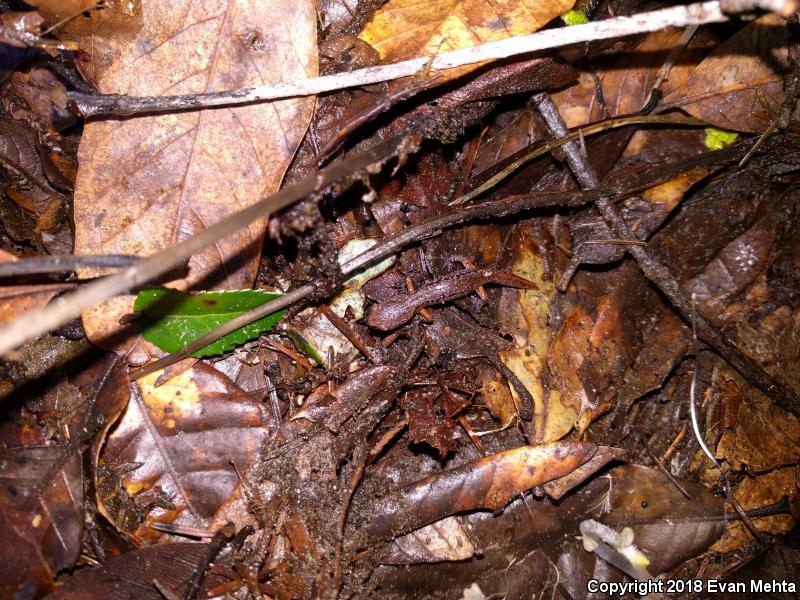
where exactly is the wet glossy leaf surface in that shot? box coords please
[134,288,286,357]
[98,363,272,540]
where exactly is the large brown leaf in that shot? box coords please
[98,363,273,541]
[662,14,791,132]
[73,0,317,361]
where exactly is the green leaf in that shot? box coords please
[133,288,286,357]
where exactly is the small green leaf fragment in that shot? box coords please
[133,288,286,357]
[561,10,588,25]
[704,127,739,151]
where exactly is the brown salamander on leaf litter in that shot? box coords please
[367,268,536,331]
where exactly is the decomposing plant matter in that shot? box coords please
[0,0,799,598]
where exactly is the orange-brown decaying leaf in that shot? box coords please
[366,441,596,539]
[73,0,316,361]
[359,0,574,64]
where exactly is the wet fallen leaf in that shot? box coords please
[556,28,713,129]
[134,288,286,357]
[97,363,273,541]
[400,387,460,457]
[599,464,727,576]
[43,541,215,600]
[73,0,317,361]
[491,222,567,441]
[684,201,787,321]
[0,446,82,598]
[0,116,67,230]
[364,441,596,540]
[714,369,800,472]
[663,14,792,132]
[712,467,799,553]
[0,356,127,598]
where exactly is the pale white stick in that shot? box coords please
[70,0,794,117]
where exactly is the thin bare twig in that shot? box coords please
[67,0,794,118]
[0,254,139,277]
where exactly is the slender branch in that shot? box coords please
[0,133,420,355]
[68,0,793,118]
[530,92,798,415]
[129,144,747,381]
[0,254,139,277]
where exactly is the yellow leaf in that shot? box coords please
[359,0,575,63]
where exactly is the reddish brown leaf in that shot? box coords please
[400,387,460,457]
[663,14,792,132]
[0,447,82,598]
[554,28,710,128]
[43,541,214,600]
[0,354,128,597]
[0,283,74,326]
[72,0,317,361]
[714,369,800,472]
[98,363,273,541]
[365,441,596,540]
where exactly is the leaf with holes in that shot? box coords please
[134,288,285,357]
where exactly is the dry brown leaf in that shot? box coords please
[554,28,707,129]
[662,14,791,132]
[359,0,573,68]
[97,363,272,541]
[73,0,317,361]
[714,370,800,472]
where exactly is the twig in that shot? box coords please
[0,254,139,277]
[451,114,704,206]
[0,133,420,355]
[67,0,794,119]
[645,441,693,500]
[129,143,747,380]
[530,92,798,416]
